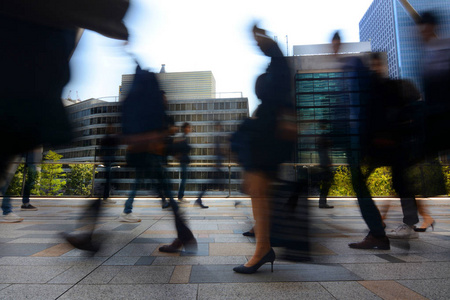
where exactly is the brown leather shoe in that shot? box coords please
[159,238,183,253]
[348,234,390,250]
[319,204,334,209]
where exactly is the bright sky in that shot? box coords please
[65,0,374,112]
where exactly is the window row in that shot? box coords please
[69,105,121,120]
[189,124,239,133]
[168,101,247,112]
[172,113,247,123]
[188,135,231,145]
[73,126,122,138]
[72,116,122,128]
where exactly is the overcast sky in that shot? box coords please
[64,0,374,112]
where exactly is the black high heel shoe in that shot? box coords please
[414,220,435,232]
[233,248,275,274]
[242,231,255,237]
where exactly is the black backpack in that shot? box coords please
[121,65,167,135]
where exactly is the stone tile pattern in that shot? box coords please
[0,198,449,299]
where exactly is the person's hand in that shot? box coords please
[252,25,277,56]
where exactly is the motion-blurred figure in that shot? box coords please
[1,1,129,227]
[414,11,450,231]
[195,122,228,209]
[326,32,389,250]
[231,25,295,273]
[122,89,174,222]
[100,124,119,204]
[122,66,197,253]
[317,122,334,209]
[0,156,24,222]
[21,148,42,211]
[364,53,421,239]
[176,122,192,202]
[0,148,41,223]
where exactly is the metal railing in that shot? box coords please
[5,160,450,198]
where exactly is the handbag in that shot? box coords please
[270,180,310,262]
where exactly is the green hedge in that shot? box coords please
[327,164,449,197]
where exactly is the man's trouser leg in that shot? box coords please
[349,160,385,237]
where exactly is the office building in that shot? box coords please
[120,67,216,101]
[55,79,248,196]
[289,43,375,165]
[360,0,450,92]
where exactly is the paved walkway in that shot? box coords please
[0,198,449,299]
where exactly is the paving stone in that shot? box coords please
[113,243,159,257]
[389,240,450,253]
[342,262,450,280]
[103,256,141,266]
[18,233,64,239]
[152,256,246,266]
[359,280,428,300]
[48,265,99,284]
[0,284,72,300]
[169,265,192,284]
[190,264,361,283]
[0,243,58,256]
[62,243,125,257]
[389,254,430,262]
[197,282,335,300]
[398,279,450,300]
[17,224,89,231]
[78,266,125,284]
[0,238,16,243]
[59,284,198,300]
[0,256,105,266]
[418,252,450,261]
[0,266,69,283]
[32,243,75,257]
[189,224,219,230]
[134,256,156,265]
[311,254,387,264]
[0,284,9,291]
[214,237,251,243]
[109,266,174,284]
[320,281,382,300]
[112,224,141,231]
[1,199,450,299]
[209,243,255,256]
[375,254,406,263]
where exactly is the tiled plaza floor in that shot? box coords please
[0,197,449,299]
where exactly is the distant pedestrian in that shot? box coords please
[177,122,192,202]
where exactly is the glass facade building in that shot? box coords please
[360,0,450,93]
[295,70,370,165]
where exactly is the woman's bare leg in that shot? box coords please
[244,171,271,267]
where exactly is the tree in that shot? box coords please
[5,164,25,196]
[34,151,66,196]
[66,164,94,195]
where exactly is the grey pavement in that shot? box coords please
[0,197,449,299]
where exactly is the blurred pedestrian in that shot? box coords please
[231,25,295,273]
[326,32,389,250]
[121,66,197,253]
[1,1,129,226]
[177,122,192,202]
